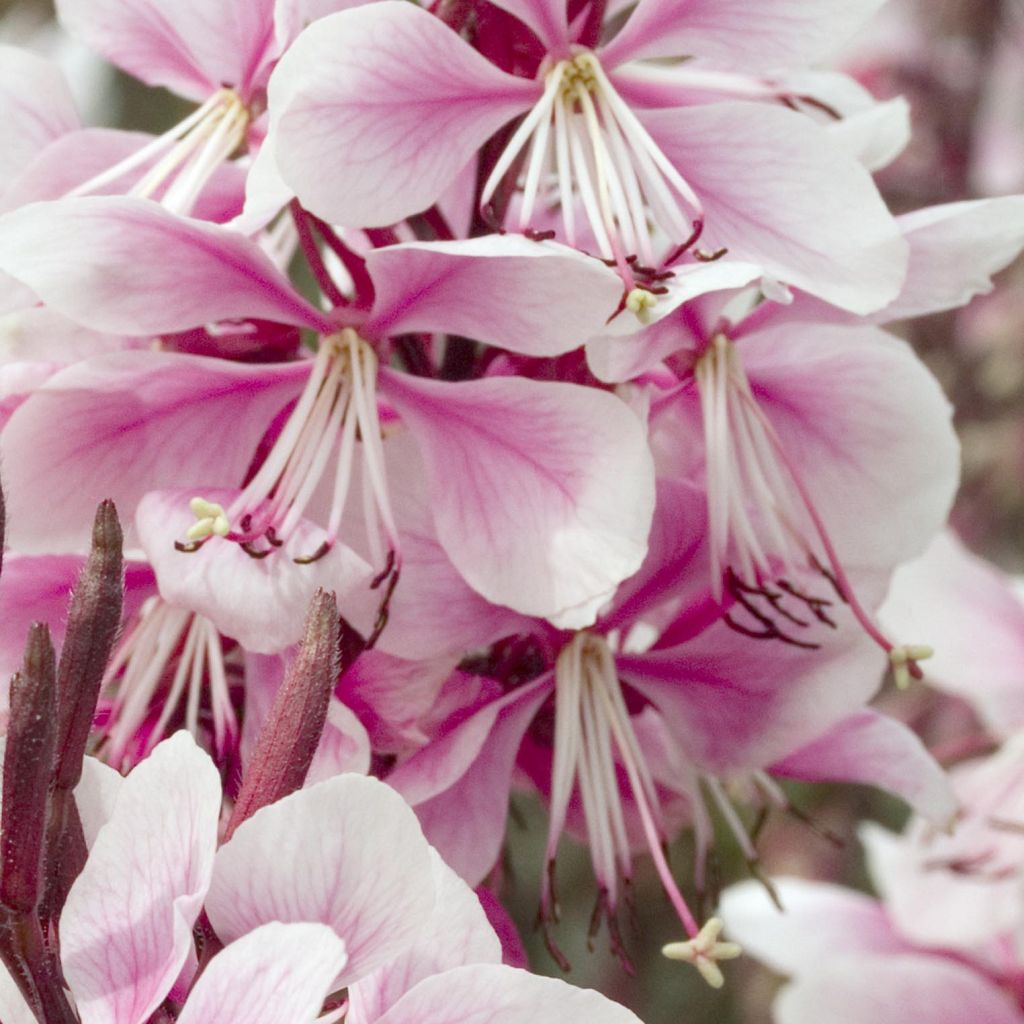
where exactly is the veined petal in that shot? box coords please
[0,47,79,193]
[601,0,887,70]
[60,733,222,1024]
[775,954,1024,1024]
[0,963,35,1024]
[365,236,622,356]
[641,102,906,314]
[137,489,373,654]
[176,923,348,1024]
[483,0,569,52]
[55,0,279,101]
[271,2,537,226]
[374,964,644,1024]
[347,851,501,1024]
[0,352,308,552]
[0,196,332,334]
[206,774,435,988]
[772,710,956,827]
[380,372,655,626]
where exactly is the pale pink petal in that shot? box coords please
[60,732,222,1024]
[482,0,568,51]
[0,352,308,553]
[826,97,911,173]
[0,963,36,1024]
[270,2,536,226]
[772,710,956,827]
[879,197,1024,322]
[206,773,435,987]
[374,964,644,1024]
[0,196,332,334]
[0,46,79,192]
[348,851,501,1024]
[364,237,622,356]
[642,102,906,314]
[585,261,763,383]
[738,323,959,573]
[880,531,1024,735]
[620,623,886,774]
[176,923,347,1024]
[720,878,911,977]
[601,0,887,70]
[776,954,1024,1024]
[136,488,372,654]
[381,373,655,627]
[55,0,278,100]
[76,757,126,849]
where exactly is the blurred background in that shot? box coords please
[1,0,1020,1020]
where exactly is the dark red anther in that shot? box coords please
[1,626,58,916]
[54,500,124,793]
[224,589,340,840]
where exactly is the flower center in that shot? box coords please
[481,50,705,293]
[545,631,737,981]
[67,88,250,216]
[98,597,234,769]
[183,329,399,573]
[694,333,933,679]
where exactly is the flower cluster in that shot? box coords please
[0,0,1021,1020]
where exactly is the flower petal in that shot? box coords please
[0,196,331,334]
[642,102,906,314]
[775,954,1024,1024]
[175,923,348,1024]
[55,0,278,100]
[374,964,644,1024]
[270,2,536,225]
[482,0,568,51]
[60,733,221,1024]
[365,236,622,356]
[0,963,35,1024]
[380,372,655,626]
[601,0,887,70]
[206,773,435,988]
[772,710,956,827]
[0,352,308,552]
[347,851,501,1024]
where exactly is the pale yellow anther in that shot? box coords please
[662,917,742,989]
[889,643,934,690]
[186,497,230,541]
[625,287,658,324]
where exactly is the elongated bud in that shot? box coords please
[225,590,340,839]
[1,625,58,914]
[54,500,124,792]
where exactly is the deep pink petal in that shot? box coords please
[482,0,568,51]
[619,622,886,774]
[270,2,536,225]
[365,237,622,356]
[642,102,906,313]
[0,46,79,193]
[392,680,552,884]
[60,733,221,1024]
[136,489,372,654]
[176,923,347,1024]
[881,531,1024,736]
[772,710,956,826]
[601,0,887,70]
[374,964,645,1024]
[0,196,331,334]
[347,852,501,1024]
[0,352,307,552]
[380,372,655,626]
[55,0,278,100]
[776,954,1024,1024]
[206,773,434,987]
